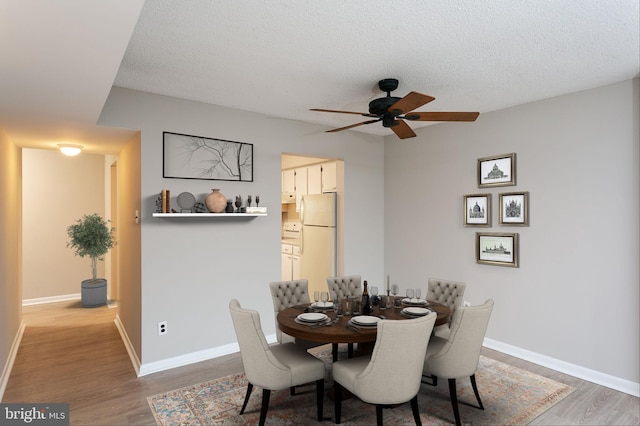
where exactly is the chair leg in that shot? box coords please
[421,374,438,386]
[259,389,271,426]
[240,382,253,414]
[348,343,354,358]
[316,379,324,421]
[332,343,338,361]
[375,404,383,426]
[290,386,296,396]
[334,382,342,424]
[410,395,422,426]
[447,378,461,426]
[470,374,484,410]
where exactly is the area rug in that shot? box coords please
[147,350,574,425]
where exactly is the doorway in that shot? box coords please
[280,154,345,295]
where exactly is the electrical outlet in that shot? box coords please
[158,321,167,336]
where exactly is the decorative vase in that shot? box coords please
[205,189,227,213]
[225,201,234,213]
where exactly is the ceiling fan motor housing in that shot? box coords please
[368,96,401,116]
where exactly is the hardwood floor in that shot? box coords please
[2,301,638,425]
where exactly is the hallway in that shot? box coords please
[2,301,243,425]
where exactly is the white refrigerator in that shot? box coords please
[300,193,337,297]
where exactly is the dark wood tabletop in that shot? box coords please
[276,300,450,345]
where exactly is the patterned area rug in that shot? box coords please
[147,349,574,425]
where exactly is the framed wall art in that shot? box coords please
[499,191,529,226]
[476,232,519,268]
[163,132,253,181]
[477,153,516,188]
[464,193,491,226]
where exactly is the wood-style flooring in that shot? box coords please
[2,301,638,425]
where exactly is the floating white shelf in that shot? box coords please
[152,213,267,218]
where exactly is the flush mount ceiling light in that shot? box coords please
[58,144,83,156]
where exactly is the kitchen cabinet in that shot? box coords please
[294,167,307,212]
[281,243,301,280]
[282,169,295,193]
[281,244,293,281]
[321,161,337,193]
[307,164,322,194]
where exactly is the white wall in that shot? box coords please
[384,79,639,387]
[98,88,386,366]
[22,149,106,300]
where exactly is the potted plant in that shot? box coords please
[66,213,115,307]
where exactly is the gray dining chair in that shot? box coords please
[229,299,326,426]
[326,275,362,359]
[422,299,494,426]
[333,312,437,425]
[269,279,319,347]
[427,278,466,338]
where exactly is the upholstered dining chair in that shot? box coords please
[422,299,494,426]
[427,278,467,338]
[228,299,326,426]
[333,312,437,426]
[326,275,362,360]
[326,275,362,301]
[269,279,316,346]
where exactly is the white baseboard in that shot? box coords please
[22,293,80,306]
[114,314,141,376]
[0,320,26,401]
[483,337,640,397]
[138,342,240,377]
[136,334,278,377]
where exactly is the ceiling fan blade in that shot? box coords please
[325,119,381,133]
[310,108,378,118]
[391,119,416,139]
[403,111,480,122]
[388,91,435,115]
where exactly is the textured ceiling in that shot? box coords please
[1,0,638,153]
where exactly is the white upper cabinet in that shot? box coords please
[294,167,307,211]
[282,169,295,193]
[307,164,322,194]
[321,161,337,193]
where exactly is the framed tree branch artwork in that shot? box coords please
[477,153,516,188]
[163,132,253,181]
[476,232,519,268]
[464,193,491,227]
[499,191,529,226]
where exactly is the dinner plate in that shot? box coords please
[402,307,430,317]
[401,298,428,306]
[311,301,334,310]
[296,313,328,323]
[350,315,380,326]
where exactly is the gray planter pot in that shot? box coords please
[81,278,107,308]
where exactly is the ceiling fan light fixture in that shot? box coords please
[58,144,83,156]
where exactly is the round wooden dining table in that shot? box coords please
[276,299,450,345]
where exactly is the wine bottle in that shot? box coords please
[361,280,371,315]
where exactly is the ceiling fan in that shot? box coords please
[310,78,479,139]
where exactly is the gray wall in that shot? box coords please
[385,79,639,386]
[98,88,386,366]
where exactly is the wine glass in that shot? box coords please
[256,195,260,206]
[313,291,320,306]
[247,195,252,207]
[320,291,329,307]
[406,288,414,301]
[391,284,399,297]
[414,288,422,302]
[370,286,379,307]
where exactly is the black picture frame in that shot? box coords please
[163,132,253,182]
